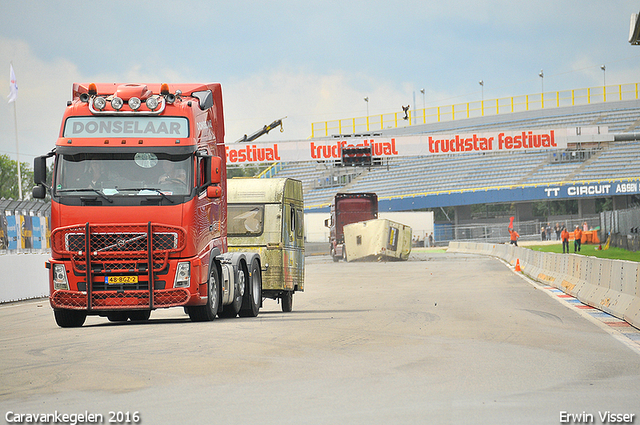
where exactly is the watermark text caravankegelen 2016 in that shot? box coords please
[5,410,141,425]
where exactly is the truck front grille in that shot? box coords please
[51,223,186,273]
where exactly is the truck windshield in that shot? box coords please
[55,152,193,196]
[228,205,264,236]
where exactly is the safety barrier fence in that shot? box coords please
[312,82,640,137]
[1,200,51,254]
[448,241,640,330]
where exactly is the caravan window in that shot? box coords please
[228,205,264,236]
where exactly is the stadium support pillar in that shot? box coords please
[454,205,471,240]
[613,195,628,210]
[578,198,596,217]
[515,202,534,222]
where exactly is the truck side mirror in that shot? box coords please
[324,218,330,228]
[210,156,221,184]
[34,156,47,185]
[32,155,49,199]
[32,185,46,199]
[207,185,222,198]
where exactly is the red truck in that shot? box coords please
[325,193,378,261]
[32,82,262,327]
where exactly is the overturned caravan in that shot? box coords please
[343,219,412,262]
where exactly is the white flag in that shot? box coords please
[8,64,17,103]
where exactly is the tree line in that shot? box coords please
[0,154,36,200]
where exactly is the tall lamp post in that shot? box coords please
[420,88,425,123]
[479,80,484,115]
[364,97,369,131]
[539,70,544,108]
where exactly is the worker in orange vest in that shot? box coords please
[509,228,520,246]
[574,225,582,252]
[561,227,570,253]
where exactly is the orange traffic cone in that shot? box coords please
[515,259,521,272]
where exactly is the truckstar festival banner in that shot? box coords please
[224,127,606,164]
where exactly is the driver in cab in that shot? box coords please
[158,161,187,186]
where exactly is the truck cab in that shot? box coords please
[325,192,378,261]
[33,83,262,327]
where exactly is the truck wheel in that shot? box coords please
[128,310,151,321]
[54,309,87,328]
[188,262,220,322]
[107,312,129,322]
[220,261,246,318]
[331,247,339,262]
[342,247,348,262]
[281,291,293,312]
[239,258,261,317]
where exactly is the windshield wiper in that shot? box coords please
[117,188,175,204]
[57,188,113,203]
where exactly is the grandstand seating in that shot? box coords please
[272,100,640,210]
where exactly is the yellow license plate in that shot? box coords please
[106,276,139,285]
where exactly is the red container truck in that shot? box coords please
[324,193,378,261]
[32,82,262,327]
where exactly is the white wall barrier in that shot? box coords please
[448,242,640,330]
[0,254,50,303]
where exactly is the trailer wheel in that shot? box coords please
[281,291,293,312]
[188,262,220,322]
[54,309,87,328]
[239,258,261,317]
[220,261,246,318]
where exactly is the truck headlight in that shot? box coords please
[53,264,69,290]
[174,262,191,288]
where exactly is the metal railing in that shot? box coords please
[433,216,601,245]
[311,82,640,138]
[1,199,51,254]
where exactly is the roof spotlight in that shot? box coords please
[128,97,141,110]
[111,96,124,110]
[93,97,107,110]
[145,96,159,111]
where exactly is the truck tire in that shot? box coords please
[219,261,246,318]
[188,262,220,322]
[239,258,261,317]
[331,247,339,262]
[54,309,87,328]
[128,310,151,321]
[107,312,129,322]
[281,291,293,312]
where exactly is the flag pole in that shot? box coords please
[8,62,21,200]
[13,100,22,200]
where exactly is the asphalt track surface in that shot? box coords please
[1,250,640,425]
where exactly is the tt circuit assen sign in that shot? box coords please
[224,127,601,164]
[543,182,640,198]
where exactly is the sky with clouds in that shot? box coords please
[1,0,640,163]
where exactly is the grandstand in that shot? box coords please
[270,96,640,216]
